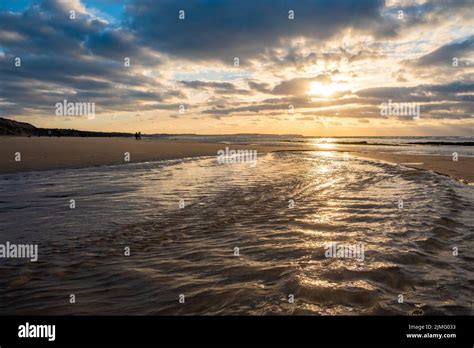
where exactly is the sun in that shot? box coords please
[307,81,343,97]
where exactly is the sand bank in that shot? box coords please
[0,137,309,173]
[351,151,474,185]
[0,137,472,184]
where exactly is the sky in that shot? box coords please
[0,0,473,136]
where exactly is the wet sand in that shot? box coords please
[0,137,304,173]
[0,137,472,184]
[351,151,474,185]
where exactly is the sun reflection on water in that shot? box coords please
[312,138,337,150]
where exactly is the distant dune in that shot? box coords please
[0,117,38,136]
[0,117,133,137]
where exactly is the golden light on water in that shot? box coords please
[312,138,337,150]
[316,143,336,150]
[318,165,330,174]
[312,151,335,157]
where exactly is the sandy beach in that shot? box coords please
[0,137,472,184]
[0,137,310,172]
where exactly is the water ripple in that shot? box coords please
[0,151,473,315]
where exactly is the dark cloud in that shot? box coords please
[409,36,474,67]
[248,81,272,94]
[356,82,474,101]
[0,0,107,56]
[179,80,251,95]
[383,0,473,36]
[125,0,387,60]
[86,29,137,60]
[0,0,181,117]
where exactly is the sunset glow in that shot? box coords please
[0,0,472,137]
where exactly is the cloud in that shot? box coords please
[248,81,272,94]
[0,0,108,56]
[179,80,251,95]
[271,75,331,95]
[200,81,474,120]
[356,81,474,101]
[0,0,472,135]
[125,0,388,61]
[0,0,184,117]
[408,36,474,67]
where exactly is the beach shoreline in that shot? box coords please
[0,137,473,184]
[351,151,474,185]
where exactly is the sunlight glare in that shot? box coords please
[308,82,343,97]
